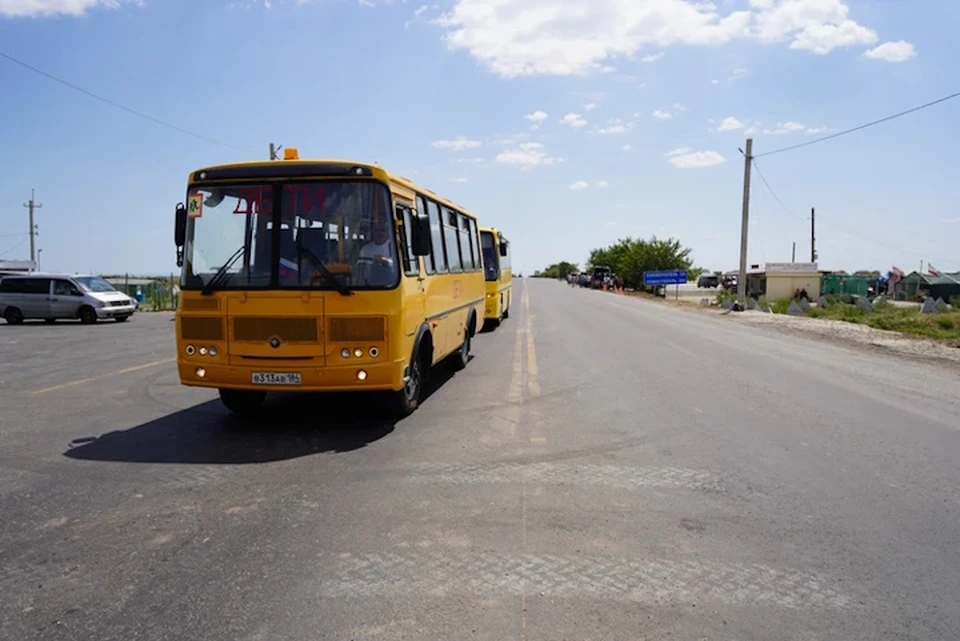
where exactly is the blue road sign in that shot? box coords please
[643,270,688,286]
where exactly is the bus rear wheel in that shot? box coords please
[219,389,265,415]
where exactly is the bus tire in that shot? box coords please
[446,315,474,372]
[391,329,431,417]
[219,389,265,415]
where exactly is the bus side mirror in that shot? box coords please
[499,242,508,257]
[175,203,187,247]
[412,215,432,256]
[175,203,187,268]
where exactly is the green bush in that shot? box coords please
[937,315,956,330]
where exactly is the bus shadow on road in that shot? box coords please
[63,369,455,465]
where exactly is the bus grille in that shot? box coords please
[181,297,220,311]
[329,317,385,342]
[233,317,319,342]
[180,316,224,341]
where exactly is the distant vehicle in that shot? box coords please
[591,265,612,289]
[0,273,136,324]
[722,275,738,290]
[480,227,512,328]
[697,274,720,288]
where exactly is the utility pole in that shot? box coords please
[810,207,816,263]
[736,138,753,305]
[792,241,796,262]
[23,189,42,270]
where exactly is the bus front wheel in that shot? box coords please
[391,350,425,418]
[219,389,265,415]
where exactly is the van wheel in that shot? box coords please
[219,389,265,415]
[4,307,24,325]
[79,307,98,324]
[502,304,510,320]
[391,348,425,417]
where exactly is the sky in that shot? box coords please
[0,0,958,277]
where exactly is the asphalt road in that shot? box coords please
[2,279,959,641]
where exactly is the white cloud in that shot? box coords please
[622,144,633,151]
[569,180,590,191]
[762,121,829,135]
[863,40,916,62]
[711,78,721,84]
[432,137,482,151]
[489,132,531,146]
[717,116,745,131]
[584,102,598,111]
[437,0,890,77]
[452,177,468,183]
[640,52,665,62]
[596,180,610,188]
[560,113,588,127]
[594,119,631,134]
[524,110,549,128]
[667,147,726,168]
[405,4,438,28]
[673,103,687,111]
[457,157,486,164]
[0,0,139,16]
[495,142,563,170]
[652,109,673,120]
[728,66,749,81]
[941,217,960,224]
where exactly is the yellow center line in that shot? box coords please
[31,358,177,395]
[522,286,546,444]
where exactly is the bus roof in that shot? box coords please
[188,158,477,220]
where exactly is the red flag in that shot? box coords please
[928,265,940,277]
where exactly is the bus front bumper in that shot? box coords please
[177,358,405,393]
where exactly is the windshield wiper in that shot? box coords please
[201,245,247,295]
[297,247,353,296]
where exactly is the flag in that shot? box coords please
[928,264,940,277]
[890,266,905,283]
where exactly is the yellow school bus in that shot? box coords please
[479,227,513,326]
[172,149,485,416]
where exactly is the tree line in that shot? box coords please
[535,236,703,289]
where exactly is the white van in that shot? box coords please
[0,273,137,324]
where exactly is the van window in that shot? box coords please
[53,280,80,296]
[0,278,50,294]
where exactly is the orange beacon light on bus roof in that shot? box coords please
[283,147,299,160]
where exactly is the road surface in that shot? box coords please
[2,279,959,640]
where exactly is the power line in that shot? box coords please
[0,232,28,239]
[1,52,255,154]
[754,90,960,159]
[750,159,959,268]
[0,236,28,258]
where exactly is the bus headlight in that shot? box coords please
[208,346,217,357]
[341,348,350,359]
[357,370,368,381]
[369,347,379,358]
[353,348,363,358]
[185,344,196,355]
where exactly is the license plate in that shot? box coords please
[251,372,302,385]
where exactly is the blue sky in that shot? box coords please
[1,0,957,276]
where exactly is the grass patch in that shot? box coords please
[801,302,960,340]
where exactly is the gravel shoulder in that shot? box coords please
[715,307,960,366]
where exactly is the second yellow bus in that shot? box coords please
[480,227,512,327]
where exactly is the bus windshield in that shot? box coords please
[181,181,398,291]
[480,231,498,282]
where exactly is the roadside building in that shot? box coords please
[764,262,820,301]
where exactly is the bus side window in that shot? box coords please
[418,196,436,274]
[427,199,448,273]
[502,241,511,270]
[459,214,476,270]
[471,220,482,274]
[396,205,420,277]
[443,208,463,272]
